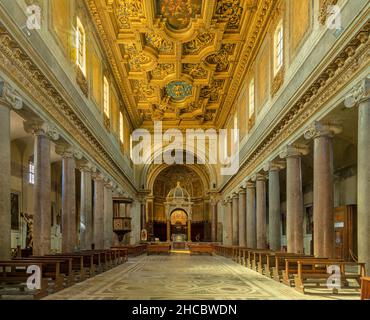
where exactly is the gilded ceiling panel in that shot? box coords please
[86,0,275,128]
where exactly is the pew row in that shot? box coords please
[111,245,147,257]
[147,244,171,255]
[188,244,214,255]
[294,260,365,294]
[0,260,51,299]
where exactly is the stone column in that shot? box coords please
[345,78,370,272]
[280,145,309,253]
[78,163,93,250]
[0,80,22,260]
[246,181,256,248]
[238,187,246,247]
[210,198,218,242]
[264,161,284,251]
[166,220,170,241]
[224,198,233,245]
[254,174,267,249]
[146,196,154,237]
[103,180,113,249]
[187,220,191,242]
[305,121,342,258]
[93,173,104,249]
[232,193,239,245]
[140,199,146,231]
[24,120,59,256]
[56,145,80,253]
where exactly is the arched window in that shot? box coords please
[103,76,110,118]
[248,78,255,119]
[28,157,35,184]
[274,20,284,75]
[76,17,86,75]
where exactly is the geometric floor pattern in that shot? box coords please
[44,254,360,300]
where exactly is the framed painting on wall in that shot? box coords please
[11,193,20,230]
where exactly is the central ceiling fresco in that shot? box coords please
[85,0,275,129]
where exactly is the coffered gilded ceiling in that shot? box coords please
[85,0,275,129]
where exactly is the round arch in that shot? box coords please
[140,146,218,193]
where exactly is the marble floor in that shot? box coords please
[44,254,361,300]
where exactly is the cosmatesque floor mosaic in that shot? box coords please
[44,254,361,300]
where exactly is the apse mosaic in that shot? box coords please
[170,210,188,225]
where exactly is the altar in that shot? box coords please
[172,234,186,250]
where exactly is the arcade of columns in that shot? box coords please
[221,78,370,271]
[0,80,130,260]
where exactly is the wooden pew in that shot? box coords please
[232,247,245,263]
[282,258,338,286]
[89,250,114,271]
[0,260,63,295]
[272,255,317,282]
[45,254,87,281]
[188,244,213,255]
[113,245,147,257]
[80,251,106,274]
[240,249,249,266]
[147,243,171,255]
[252,250,274,273]
[0,262,48,300]
[263,253,312,279]
[15,256,74,287]
[246,249,272,270]
[222,246,234,258]
[213,245,221,255]
[294,260,365,294]
[110,248,128,264]
[361,277,370,300]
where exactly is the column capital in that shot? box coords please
[238,186,246,195]
[23,119,60,140]
[115,187,124,196]
[231,192,239,199]
[279,144,309,159]
[251,173,267,182]
[77,160,92,173]
[304,121,342,140]
[55,143,83,160]
[0,80,23,110]
[344,77,370,108]
[92,171,104,181]
[104,178,114,189]
[246,180,255,189]
[263,160,286,172]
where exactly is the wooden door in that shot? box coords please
[334,205,357,261]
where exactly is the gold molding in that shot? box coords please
[85,0,273,128]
